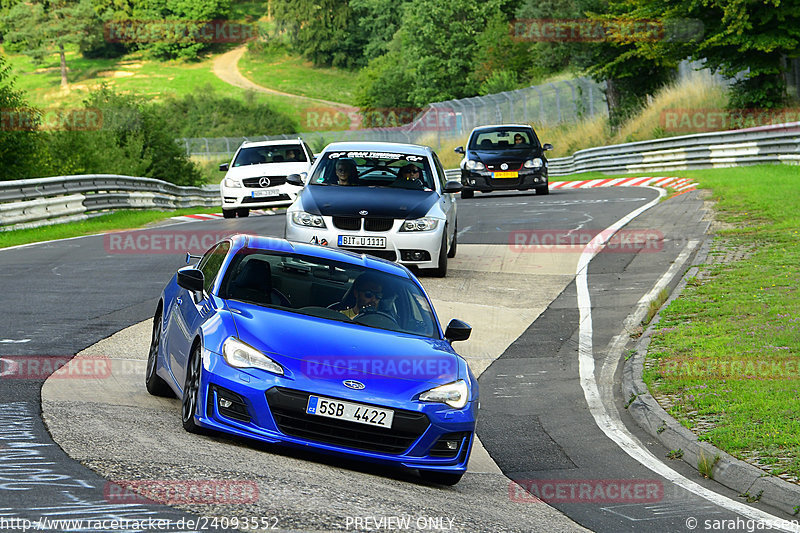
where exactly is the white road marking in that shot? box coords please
[0,339,31,344]
[575,186,799,531]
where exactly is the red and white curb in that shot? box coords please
[171,209,277,222]
[551,176,697,192]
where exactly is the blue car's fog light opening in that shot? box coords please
[210,385,251,423]
[222,337,283,375]
[429,432,470,458]
[419,380,469,409]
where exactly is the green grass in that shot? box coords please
[1,47,317,121]
[239,45,358,107]
[642,164,800,479]
[0,207,222,249]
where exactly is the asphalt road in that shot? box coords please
[1,187,795,532]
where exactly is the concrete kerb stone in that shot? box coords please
[621,234,800,516]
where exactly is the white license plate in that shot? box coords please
[252,189,280,198]
[306,395,394,428]
[338,235,387,248]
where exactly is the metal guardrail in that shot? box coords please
[3,122,799,230]
[0,175,219,231]
[547,122,800,176]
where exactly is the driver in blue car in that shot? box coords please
[341,274,384,319]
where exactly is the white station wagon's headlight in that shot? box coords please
[465,160,485,171]
[291,211,326,228]
[419,379,469,409]
[222,337,283,375]
[400,217,439,232]
[223,177,242,188]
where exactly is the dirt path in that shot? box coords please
[212,46,356,111]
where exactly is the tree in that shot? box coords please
[2,0,102,88]
[0,53,44,181]
[130,0,232,60]
[271,0,364,68]
[618,0,800,108]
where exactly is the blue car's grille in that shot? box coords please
[266,387,429,455]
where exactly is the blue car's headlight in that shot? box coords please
[222,337,283,375]
[419,379,469,409]
[399,217,439,232]
[291,211,326,228]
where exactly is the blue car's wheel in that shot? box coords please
[145,310,173,397]
[182,344,203,433]
[419,470,463,486]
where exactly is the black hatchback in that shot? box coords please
[455,125,552,198]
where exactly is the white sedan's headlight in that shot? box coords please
[465,160,485,171]
[223,177,242,188]
[399,217,439,232]
[419,379,469,409]
[222,337,283,375]
[523,158,543,169]
[291,211,327,228]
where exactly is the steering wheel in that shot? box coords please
[353,309,399,326]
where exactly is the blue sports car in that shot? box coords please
[146,234,477,484]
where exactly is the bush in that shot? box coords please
[158,85,298,138]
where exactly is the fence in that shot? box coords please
[0,175,219,231]
[180,77,607,158]
[546,121,800,175]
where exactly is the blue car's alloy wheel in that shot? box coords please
[145,310,173,397]
[182,345,203,433]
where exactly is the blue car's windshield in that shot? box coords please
[308,150,435,191]
[220,249,439,338]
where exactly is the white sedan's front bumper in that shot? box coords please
[221,184,302,210]
[285,216,444,270]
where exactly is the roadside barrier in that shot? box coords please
[3,122,798,230]
[0,175,218,231]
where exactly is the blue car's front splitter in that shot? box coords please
[191,353,476,474]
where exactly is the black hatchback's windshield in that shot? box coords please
[308,150,435,191]
[468,128,540,150]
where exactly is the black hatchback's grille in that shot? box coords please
[243,176,287,188]
[364,218,393,232]
[332,216,361,230]
[266,387,429,455]
[485,162,523,171]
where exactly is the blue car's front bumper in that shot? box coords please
[192,349,477,474]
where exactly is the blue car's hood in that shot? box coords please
[225,301,461,388]
[300,185,438,219]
